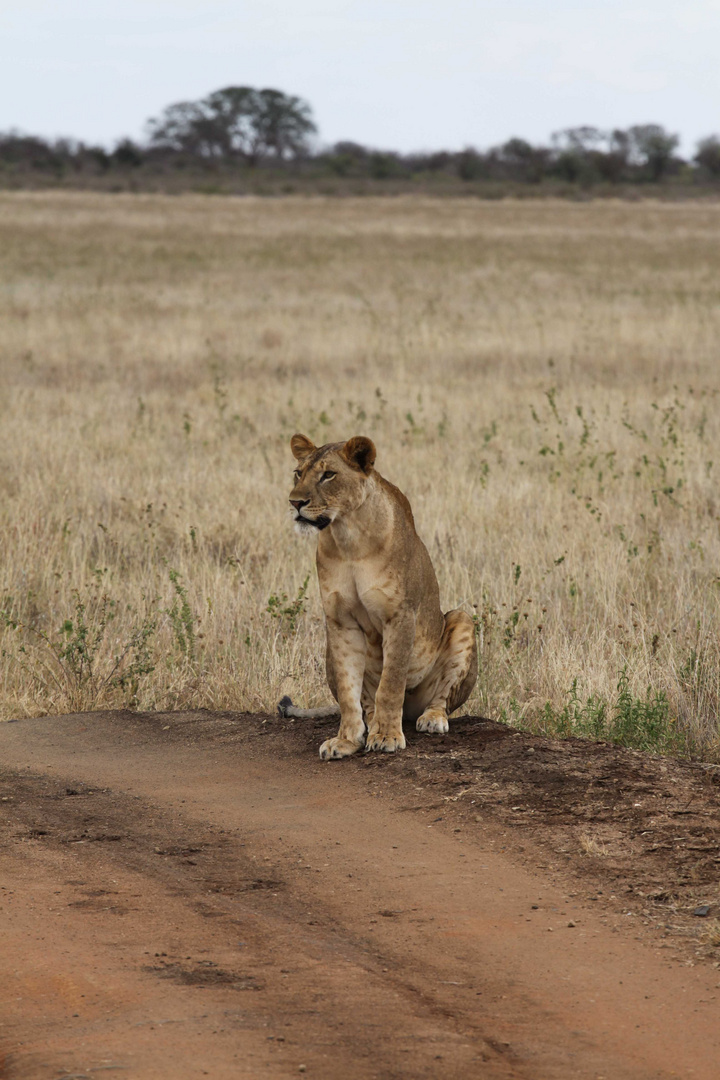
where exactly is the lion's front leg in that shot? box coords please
[365,612,415,753]
[319,619,367,760]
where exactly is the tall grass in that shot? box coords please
[1,192,719,758]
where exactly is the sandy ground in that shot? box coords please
[1,709,719,1080]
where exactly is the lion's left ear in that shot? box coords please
[342,435,376,474]
[290,433,316,461]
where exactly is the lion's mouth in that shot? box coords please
[295,514,332,531]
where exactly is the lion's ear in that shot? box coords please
[290,433,316,461]
[342,435,376,474]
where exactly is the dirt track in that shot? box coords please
[1,711,719,1080]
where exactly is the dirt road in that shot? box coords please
[1,710,719,1080]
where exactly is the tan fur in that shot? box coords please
[286,434,478,759]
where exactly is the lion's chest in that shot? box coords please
[319,560,400,639]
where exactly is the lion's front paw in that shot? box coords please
[364,731,406,754]
[416,709,449,734]
[319,736,362,760]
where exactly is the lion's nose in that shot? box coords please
[290,499,308,511]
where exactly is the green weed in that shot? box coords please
[165,568,197,662]
[1,589,157,712]
[518,669,683,754]
[266,574,310,636]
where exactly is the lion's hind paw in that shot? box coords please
[416,710,449,734]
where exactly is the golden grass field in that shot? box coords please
[1,192,719,756]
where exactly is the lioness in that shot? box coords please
[278,433,478,759]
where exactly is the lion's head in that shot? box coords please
[288,433,376,535]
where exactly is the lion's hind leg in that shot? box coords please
[414,609,477,734]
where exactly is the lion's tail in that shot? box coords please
[277,695,340,721]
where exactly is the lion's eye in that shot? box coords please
[293,470,302,481]
[320,471,336,482]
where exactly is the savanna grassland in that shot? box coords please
[1,192,719,757]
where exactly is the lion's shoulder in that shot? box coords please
[377,473,414,512]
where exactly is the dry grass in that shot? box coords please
[704,921,720,948]
[2,192,720,756]
[579,834,609,858]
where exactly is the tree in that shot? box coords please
[146,100,224,158]
[552,126,605,154]
[496,138,549,182]
[146,86,316,166]
[323,141,368,176]
[609,128,631,164]
[455,148,485,181]
[252,89,316,159]
[594,129,632,182]
[694,136,720,178]
[551,128,606,184]
[626,124,679,181]
[368,151,403,180]
[112,138,144,168]
[0,131,63,170]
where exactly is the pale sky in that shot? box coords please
[2,1,719,155]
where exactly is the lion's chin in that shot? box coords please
[294,518,318,537]
[293,514,332,536]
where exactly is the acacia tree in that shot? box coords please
[252,89,317,159]
[146,86,316,165]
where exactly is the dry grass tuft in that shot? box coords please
[2,193,720,757]
[579,834,609,858]
[703,920,720,948]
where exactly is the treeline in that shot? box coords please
[3,85,720,192]
[321,128,720,185]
